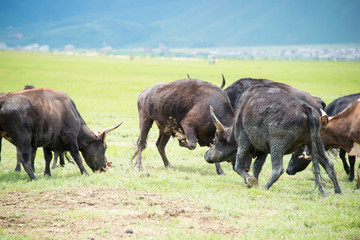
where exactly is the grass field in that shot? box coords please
[0,51,360,239]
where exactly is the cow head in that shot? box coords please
[81,123,122,172]
[204,106,237,163]
[286,145,312,175]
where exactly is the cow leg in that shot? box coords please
[156,131,173,168]
[69,144,89,176]
[31,148,36,173]
[339,149,350,175]
[59,153,65,167]
[0,137,2,162]
[356,162,360,189]
[178,124,197,150]
[317,152,341,194]
[43,148,53,176]
[215,163,225,175]
[52,152,59,169]
[261,149,284,190]
[348,155,356,181]
[15,158,21,172]
[252,153,268,180]
[176,123,224,175]
[233,141,258,187]
[17,146,36,180]
[132,117,153,171]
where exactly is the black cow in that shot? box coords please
[286,93,360,181]
[0,88,121,180]
[223,77,326,171]
[205,84,341,195]
[225,77,325,113]
[0,85,69,172]
[131,78,234,175]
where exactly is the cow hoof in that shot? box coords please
[246,176,258,187]
[44,173,51,177]
[51,165,58,169]
[166,164,175,169]
[134,165,143,171]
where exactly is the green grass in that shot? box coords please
[0,51,360,239]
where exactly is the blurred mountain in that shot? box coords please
[0,0,359,49]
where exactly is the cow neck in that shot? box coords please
[322,117,353,152]
[78,124,97,150]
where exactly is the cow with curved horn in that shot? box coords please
[0,88,122,180]
[205,85,341,195]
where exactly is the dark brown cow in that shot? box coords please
[225,77,325,113]
[0,88,121,180]
[224,77,326,172]
[320,99,360,188]
[0,85,71,172]
[205,84,341,195]
[131,78,234,175]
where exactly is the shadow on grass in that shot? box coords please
[0,168,84,183]
[0,171,30,183]
[173,163,221,176]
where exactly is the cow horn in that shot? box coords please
[187,73,190,79]
[102,122,123,135]
[298,153,312,160]
[210,106,227,135]
[98,122,122,144]
[219,74,226,89]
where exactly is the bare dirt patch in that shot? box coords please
[0,187,243,239]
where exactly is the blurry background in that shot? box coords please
[0,0,359,60]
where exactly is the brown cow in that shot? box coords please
[131,78,234,175]
[320,99,360,188]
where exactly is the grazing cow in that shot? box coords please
[131,78,234,175]
[223,77,326,171]
[286,93,360,182]
[0,88,121,180]
[204,84,341,195]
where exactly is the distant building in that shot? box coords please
[64,44,75,51]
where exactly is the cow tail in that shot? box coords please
[306,106,326,196]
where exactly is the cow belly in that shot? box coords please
[349,142,360,157]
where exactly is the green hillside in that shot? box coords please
[0,0,360,48]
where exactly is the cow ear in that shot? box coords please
[320,109,329,128]
[95,131,106,143]
[100,131,106,142]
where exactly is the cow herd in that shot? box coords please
[0,77,359,196]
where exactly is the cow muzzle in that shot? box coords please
[204,148,216,163]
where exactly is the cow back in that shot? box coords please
[325,93,360,116]
[225,78,325,113]
[0,88,82,150]
[137,79,234,146]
